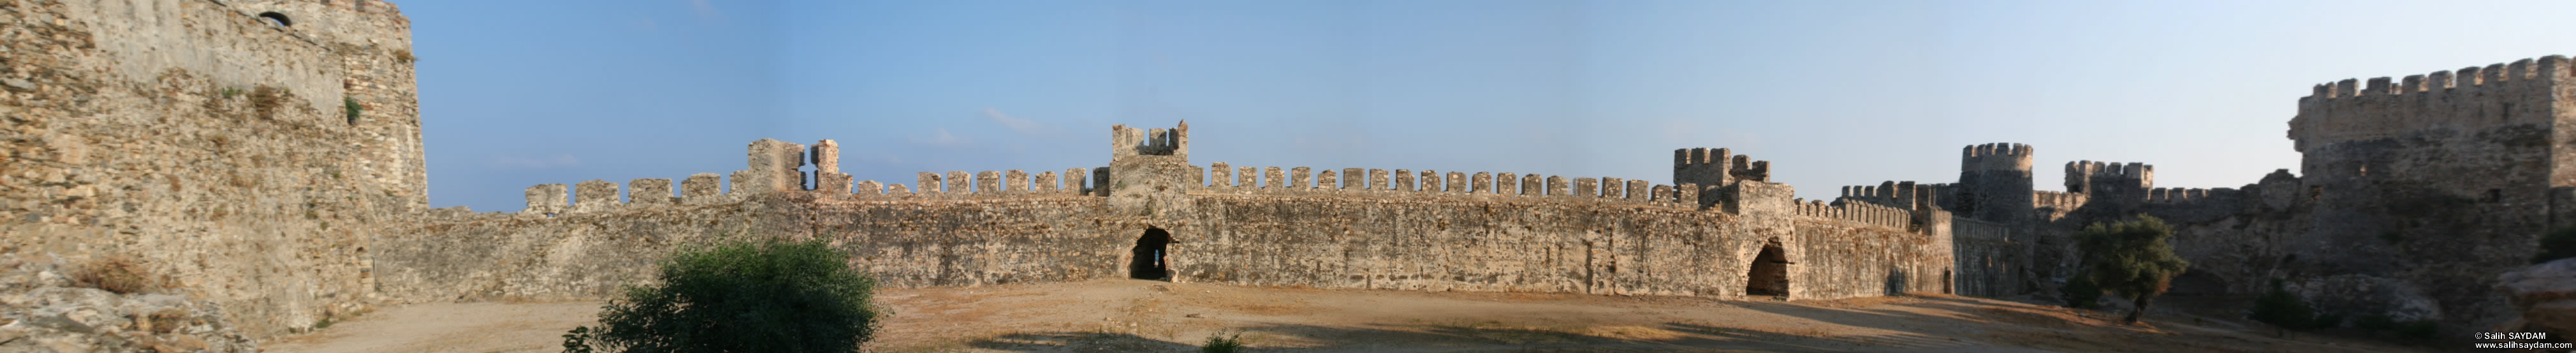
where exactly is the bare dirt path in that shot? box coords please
[266,280,2440,353]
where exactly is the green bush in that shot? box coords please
[1201,329,1247,353]
[2061,274,2102,309]
[342,96,363,125]
[2535,227,2576,264]
[2249,279,2316,329]
[562,237,880,353]
[2075,216,2192,324]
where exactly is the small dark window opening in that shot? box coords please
[2489,189,2504,203]
[1129,228,1172,280]
[257,12,292,27]
[2309,186,2324,201]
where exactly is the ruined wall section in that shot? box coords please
[1180,184,1946,300]
[2274,56,2575,330]
[0,0,418,336]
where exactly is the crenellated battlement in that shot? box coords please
[1193,164,1697,207]
[1961,143,2034,172]
[1112,123,1189,158]
[2063,160,2154,196]
[2290,56,2571,151]
[1836,181,1938,211]
[1793,199,1914,230]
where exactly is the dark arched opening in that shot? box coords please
[257,11,293,27]
[1129,228,1171,280]
[1942,269,1954,294]
[1746,239,1789,296]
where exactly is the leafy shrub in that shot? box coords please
[2249,279,2316,329]
[2535,227,2576,264]
[562,237,880,353]
[1201,329,1247,353]
[2060,274,2102,309]
[2075,216,2190,324]
[342,96,363,125]
[71,255,170,294]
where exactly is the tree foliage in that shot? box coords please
[563,237,881,353]
[2060,273,2102,309]
[2075,215,2191,324]
[2250,279,2320,331]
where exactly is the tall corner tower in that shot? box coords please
[226,0,427,211]
[1957,143,2035,223]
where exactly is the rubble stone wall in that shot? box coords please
[0,0,420,337]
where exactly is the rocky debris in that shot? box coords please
[0,254,258,353]
[2290,274,2441,324]
[2499,259,2576,335]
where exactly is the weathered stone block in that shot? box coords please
[944,171,969,195]
[1317,170,1338,190]
[1445,172,1466,193]
[1067,168,1089,193]
[629,178,673,204]
[1548,176,1568,195]
[918,172,942,194]
[522,183,567,214]
[1393,169,1414,192]
[1522,174,1542,195]
[1420,170,1440,192]
[574,179,619,212]
[1007,170,1028,192]
[1369,169,1388,190]
[1239,167,1258,188]
[1472,172,1492,193]
[1628,180,1650,202]
[812,139,840,174]
[1266,167,1284,190]
[1292,167,1313,188]
[817,172,852,194]
[1572,177,1597,197]
[970,170,995,193]
[682,173,723,204]
[1037,172,1058,192]
[1601,177,1623,199]
[1344,169,1365,189]
[1497,173,1518,195]
[856,180,884,198]
[1210,162,1233,188]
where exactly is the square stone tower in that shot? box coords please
[225,0,428,211]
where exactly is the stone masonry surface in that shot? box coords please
[2,0,421,340]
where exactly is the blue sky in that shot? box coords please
[407,0,2576,213]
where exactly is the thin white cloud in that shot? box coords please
[688,0,722,20]
[489,154,581,169]
[983,108,1045,135]
[911,128,971,147]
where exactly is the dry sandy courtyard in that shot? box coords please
[266,279,2440,352]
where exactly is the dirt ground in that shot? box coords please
[266,279,2447,353]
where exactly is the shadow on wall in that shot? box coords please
[1130,229,1171,281]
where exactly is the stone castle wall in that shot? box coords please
[374,132,1957,303]
[0,0,420,336]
